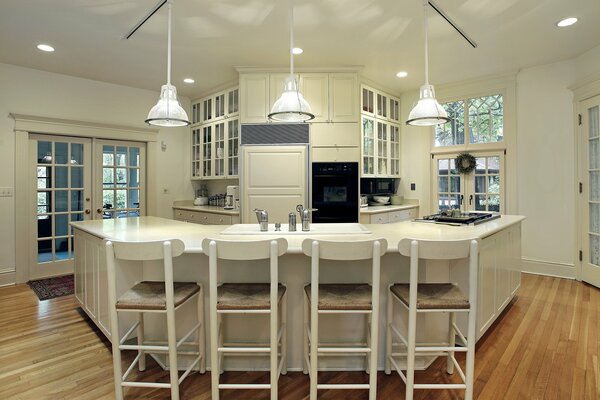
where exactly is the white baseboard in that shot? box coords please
[0,269,16,287]
[521,258,575,279]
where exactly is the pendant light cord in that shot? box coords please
[166,0,172,86]
[289,0,294,77]
[423,0,429,85]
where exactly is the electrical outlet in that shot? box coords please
[0,187,13,197]
[410,183,416,191]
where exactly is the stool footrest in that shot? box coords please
[317,383,370,390]
[318,347,371,353]
[219,383,271,390]
[414,383,467,389]
[218,346,271,353]
[122,381,171,389]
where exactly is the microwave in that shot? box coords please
[360,178,396,195]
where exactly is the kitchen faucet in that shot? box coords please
[296,204,318,232]
[253,209,268,232]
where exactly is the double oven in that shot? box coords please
[311,162,359,223]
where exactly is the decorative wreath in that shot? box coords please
[455,152,476,174]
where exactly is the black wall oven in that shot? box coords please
[312,162,359,223]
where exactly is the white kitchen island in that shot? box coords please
[72,215,523,372]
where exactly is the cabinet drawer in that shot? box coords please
[389,208,417,223]
[208,214,232,225]
[174,209,186,221]
[312,147,359,162]
[370,213,389,224]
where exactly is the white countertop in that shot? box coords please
[359,204,419,215]
[173,205,240,216]
[71,215,525,255]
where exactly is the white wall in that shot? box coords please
[516,60,577,277]
[0,63,194,283]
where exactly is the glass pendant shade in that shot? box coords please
[269,76,314,122]
[145,84,190,127]
[406,84,450,126]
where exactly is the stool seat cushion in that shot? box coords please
[116,281,200,311]
[217,283,286,310]
[390,283,469,310]
[304,284,372,310]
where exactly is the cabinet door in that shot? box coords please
[214,91,226,120]
[242,145,307,223]
[240,74,270,123]
[226,87,239,117]
[389,124,401,176]
[214,122,226,177]
[202,97,213,122]
[312,147,360,162]
[329,73,358,122]
[299,73,329,122]
[362,116,375,176]
[361,86,375,116]
[478,236,497,338]
[388,208,416,223]
[74,233,84,304]
[191,102,201,124]
[227,119,239,177]
[389,97,400,122]
[202,125,212,177]
[311,122,359,147]
[376,121,389,175]
[376,92,388,119]
[191,128,202,178]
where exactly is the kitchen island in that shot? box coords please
[72,215,523,371]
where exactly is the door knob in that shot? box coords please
[96,208,103,214]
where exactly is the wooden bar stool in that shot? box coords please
[202,238,288,400]
[106,239,205,400]
[385,238,479,400]
[301,238,387,400]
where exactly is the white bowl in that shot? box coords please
[372,196,390,204]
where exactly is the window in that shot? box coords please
[434,94,503,147]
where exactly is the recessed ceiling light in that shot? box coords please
[556,17,578,27]
[396,71,408,78]
[292,47,303,55]
[183,78,195,84]
[37,44,55,52]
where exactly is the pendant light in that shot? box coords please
[145,0,190,127]
[268,0,314,122]
[406,0,450,126]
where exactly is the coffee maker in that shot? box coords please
[224,185,239,210]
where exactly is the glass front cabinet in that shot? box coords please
[191,86,239,179]
[360,85,400,177]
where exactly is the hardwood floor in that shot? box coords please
[1,273,599,399]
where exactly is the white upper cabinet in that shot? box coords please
[192,86,239,125]
[240,74,270,123]
[239,72,359,124]
[360,84,401,177]
[299,73,329,122]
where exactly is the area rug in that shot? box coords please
[27,274,74,301]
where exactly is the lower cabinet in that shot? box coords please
[74,229,140,340]
[173,209,239,225]
[359,207,418,224]
[473,224,521,339]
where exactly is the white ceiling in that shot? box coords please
[0,0,598,99]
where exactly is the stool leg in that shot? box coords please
[465,306,476,400]
[218,314,224,374]
[406,304,417,400]
[270,299,278,400]
[385,290,393,375]
[447,312,456,375]
[109,310,124,400]
[210,309,219,400]
[137,313,146,371]
[309,295,318,400]
[166,308,180,400]
[365,313,371,374]
[302,291,309,375]
[281,291,288,375]
[198,286,206,374]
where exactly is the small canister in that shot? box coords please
[288,212,296,232]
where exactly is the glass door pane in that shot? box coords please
[97,141,145,219]
[362,116,375,176]
[31,135,91,278]
[434,157,462,211]
[472,156,501,212]
[588,105,599,267]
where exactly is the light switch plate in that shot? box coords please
[0,187,14,197]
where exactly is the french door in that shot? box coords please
[433,152,504,213]
[580,95,600,287]
[30,135,92,279]
[94,140,146,220]
[29,136,146,280]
